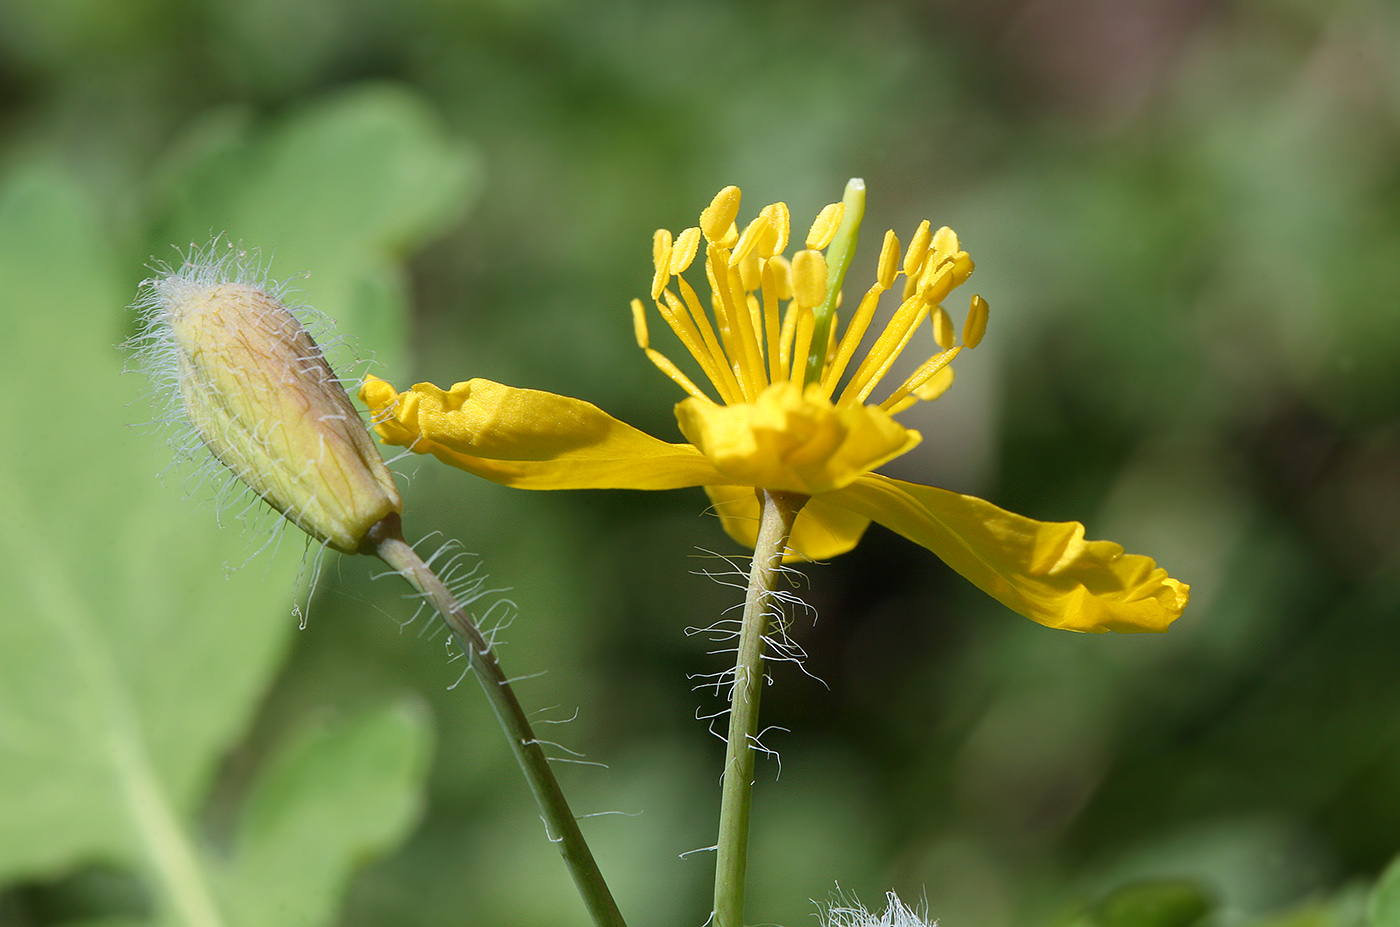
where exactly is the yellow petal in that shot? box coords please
[674,381,920,496]
[827,474,1189,633]
[360,376,727,490]
[704,485,871,562]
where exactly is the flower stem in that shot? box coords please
[363,513,627,927]
[713,489,806,927]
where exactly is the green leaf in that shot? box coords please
[1089,879,1215,927]
[0,162,299,921]
[1370,854,1400,927]
[218,701,432,927]
[0,148,442,924]
[151,83,482,380]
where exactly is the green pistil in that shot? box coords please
[804,178,865,388]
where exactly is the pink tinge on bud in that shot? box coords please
[136,263,400,553]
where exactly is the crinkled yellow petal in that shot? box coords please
[674,381,920,496]
[827,474,1189,633]
[360,375,727,490]
[704,485,871,562]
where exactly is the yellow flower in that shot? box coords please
[361,183,1188,633]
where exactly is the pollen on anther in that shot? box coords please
[701,186,742,242]
[790,250,828,309]
[671,226,702,274]
[877,230,901,290]
[805,202,845,250]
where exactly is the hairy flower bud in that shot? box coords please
[130,246,400,553]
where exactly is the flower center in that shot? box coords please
[631,181,990,424]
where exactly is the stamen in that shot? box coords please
[803,179,865,388]
[777,298,801,380]
[674,279,744,405]
[707,247,766,400]
[876,229,900,290]
[903,220,932,279]
[758,202,790,255]
[671,226,702,274]
[657,290,733,397]
[760,260,785,385]
[879,346,961,412]
[805,202,845,250]
[819,282,887,398]
[931,305,955,351]
[840,295,930,406]
[790,306,816,390]
[963,294,989,348]
[790,250,828,310]
[651,228,673,301]
[642,347,710,402]
[701,186,742,243]
[730,215,770,267]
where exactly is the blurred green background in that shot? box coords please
[3,1,1400,925]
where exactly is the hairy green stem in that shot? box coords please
[364,513,626,927]
[713,489,805,927]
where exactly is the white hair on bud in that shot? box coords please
[124,238,398,620]
[126,239,343,527]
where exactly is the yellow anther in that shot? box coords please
[651,228,673,300]
[671,226,702,274]
[701,185,742,241]
[767,254,794,301]
[930,226,960,265]
[904,220,932,278]
[805,202,846,250]
[631,298,651,349]
[951,251,974,284]
[915,365,955,401]
[877,229,901,290]
[737,250,762,292]
[790,249,829,309]
[759,202,790,255]
[731,215,770,266]
[963,294,989,348]
[931,305,955,350]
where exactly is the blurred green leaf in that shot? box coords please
[1370,855,1400,927]
[217,701,432,927]
[0,157,433,924]
[0,162,295,893]
[1089,879,1215,927]
[152,83,481,380]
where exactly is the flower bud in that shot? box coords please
[130,249,401,553]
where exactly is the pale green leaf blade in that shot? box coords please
[0,163,301,925]
[153,84,482,379]
[219,701,433,927]
[1371,854,1400,927]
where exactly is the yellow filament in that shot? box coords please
[642,347,710,402]
[790,306,816,390]
[820,281,888,398]
[841,296,931,406]
[675,275,743,404]
[879,346,961,411]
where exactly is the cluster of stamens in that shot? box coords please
[630,184,989,417]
